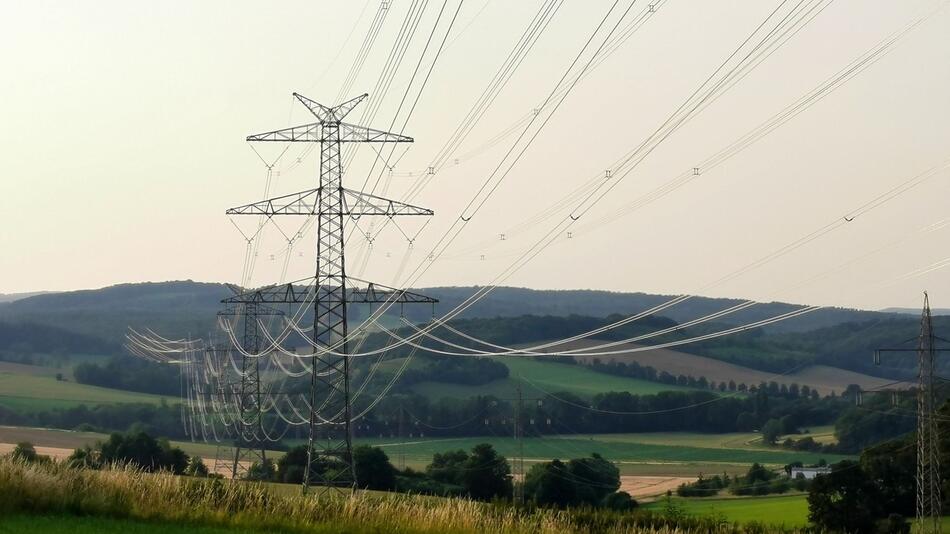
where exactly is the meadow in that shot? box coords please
[411,356,695,400]
[0,372,174,412]
[576,426,837,450]
[645,495,810,527]
[0,457,816,534]
[357,435,850,474]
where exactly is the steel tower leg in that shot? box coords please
[233,302,266,478]
[303,122,356,493]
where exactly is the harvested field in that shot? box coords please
[620,476,693,499]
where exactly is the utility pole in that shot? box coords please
[871,292,948,534]
[225,92,437,495]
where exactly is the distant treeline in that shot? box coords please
[568,355,823,399]
[0,401,186,439]
[74,356,180,396]
[0,321,117,360]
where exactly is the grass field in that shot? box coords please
[355,435,850,474]
[645,494,810,527]
[577,426,837,450]
[0,372,174,411]
[0,515,287,534]
[412,356,695,400]
[3,425,848,478]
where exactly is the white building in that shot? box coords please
[790,466,831,479]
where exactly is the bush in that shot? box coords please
[10,442,49,463]
[66,432,190,473]
[185,455,209,477]
[353,445,396,490]
[602,491,637,511]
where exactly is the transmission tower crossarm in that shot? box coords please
[246,122,412,144]
[216,303,285,317]
[226,188,433,217]
[347,277,438,304]
[336,122,413,143]
[221,276,437,305]
[222,279,313,305]
[246,122,323,143]
[342,188,433,216]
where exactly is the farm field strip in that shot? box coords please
[567,427,836,450]
[0,373,174,411]
[358,436,850,467]
[3,426,849,478]
[412,356,695,400]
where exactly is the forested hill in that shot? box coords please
[411,286,896,333]
[0,281,228,347]
[0,281,922,369]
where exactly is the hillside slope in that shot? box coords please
[530,338,904,395]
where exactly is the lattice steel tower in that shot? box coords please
[873,292,945,534]
[215,301,283,479]
[226,93,436,493]
[916,292,941,534]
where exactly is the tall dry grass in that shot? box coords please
[0,457,804,534]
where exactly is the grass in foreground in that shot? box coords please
[0,514,287,534]
[0,457,807,534]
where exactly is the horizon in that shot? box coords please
[3,277,947,315]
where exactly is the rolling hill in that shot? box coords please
[0,281,905,347]
[1,280,943,383]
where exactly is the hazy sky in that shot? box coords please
[2,0,949,311]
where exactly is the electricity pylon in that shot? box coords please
[226,93,436,494]
[916,293,941,534]
[872,292,946,534]
[217,300,283,479]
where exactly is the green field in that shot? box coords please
[412,356,695,400]
[578,426,837,450]
[646,494,810,527]
[0,372,175,411]
[354,435,850,474]
[0,515,286,534]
